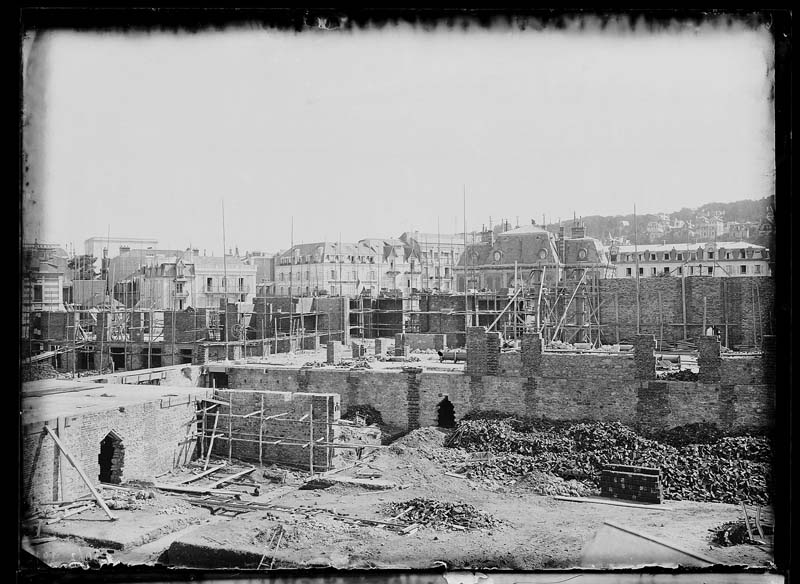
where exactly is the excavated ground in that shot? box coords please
[21,427,775,572]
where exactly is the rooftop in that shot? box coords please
[21,379,211,425]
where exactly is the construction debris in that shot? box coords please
[710,520,772,547]
[386,498,501,531]
[443,416,772,505]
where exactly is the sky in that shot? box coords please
[21,19,775,256]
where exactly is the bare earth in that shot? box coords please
[21,427,774,571]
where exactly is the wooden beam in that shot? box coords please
[44,426,117,521]
[203,410,220,470]
[209,467,256,489]
[553,495,672,511]
[176,463,226,485]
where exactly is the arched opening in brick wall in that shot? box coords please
[437,397,455,428]
[98,431,125,484]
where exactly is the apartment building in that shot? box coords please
[21,243,69,338]
[125,249,257,310]
[611,241,771,278]
[398,231,465,293]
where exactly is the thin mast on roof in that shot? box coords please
[463,185,468,329]
[222,200,229,357]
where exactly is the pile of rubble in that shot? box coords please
[386,498,501,531]
[21,362,62,382]
[444,417,772,505]
[659,369,700,381]
[710,520,771,547]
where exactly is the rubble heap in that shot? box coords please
[387,498,501,531]
[444,417,772,505]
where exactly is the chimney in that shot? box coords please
[571,222,586,239]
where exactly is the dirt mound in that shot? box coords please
[392,427,449,449]
[21,362,61,382]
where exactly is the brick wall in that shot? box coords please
[209,389,339,471]
[720,355,764,386]
[698,336,722,383]
[600,465,663,503]
[216,356,774,435]
[398,333,447,351]
[21,394,205,508]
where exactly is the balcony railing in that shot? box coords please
[204,285,251,293]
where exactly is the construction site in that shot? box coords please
[20,274,778,571]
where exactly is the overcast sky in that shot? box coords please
[22,20,774,256]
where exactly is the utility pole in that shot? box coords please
[463,186,469,330]
[633,204,641,334]
[222,200,230,360]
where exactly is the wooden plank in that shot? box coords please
[208,466,256,489]
[44,426,117,521]
[553,496,672,511]
[176,463,227,485]
[154,483,241,495]
[46,502,95,524]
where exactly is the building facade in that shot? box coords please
[611,241,771,278]
[455,222,613,292]
[124,250,257,310]
[21,243,69,338]
[398,231,466,293]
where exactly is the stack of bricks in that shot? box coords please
[521,332,543,377]
[600,464,663,503]
[327,342,344,365]
[761,334,776,384]
[108,440,125,483]
[633,334,656,380]
[465,327,488,376]
[697,336,722,383]
[485,331,501,376]
[351,342,366,358]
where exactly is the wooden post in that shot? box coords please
[681,272,688,340]
[228,392,233,462]
[308,404,314,475]
[200,403,206,460]
[658,291,664,351]
[703,296,707,334]
[204,410,220,470]
[722,279,729,349]
[614,291,620,344]
[259,393,264,466]
[43,426,117,521]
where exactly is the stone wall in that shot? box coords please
[216,362,774,435]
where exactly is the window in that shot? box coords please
[664,253,670,260]
[176,282,184,294]
[690,267,695,275]
[650,267,657,275]
[639,267,644,275]
[740,250,746,259]
[708,252,714,259]
[280,273,284,281]
[691,253,697,261]
[33,284,43,302]
[626,267,632,276]
[725,252,732,260]
[626,255,631,262]
[305,271,310,279]
[707,266,713,275]
[279,286,284,295]
[755,265,762,274]
[445,267,450,277]
[663,267,670,274]
[239,277,244,291]
[740,265,747,274]
[610,254,617,262]
[650,254,656,261]
[677,267,683,275]
[677,253,683,261]
[207,277,213,291]
[352,271,357,280]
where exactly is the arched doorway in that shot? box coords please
[437,397,455,428]
[98,432,125,484]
